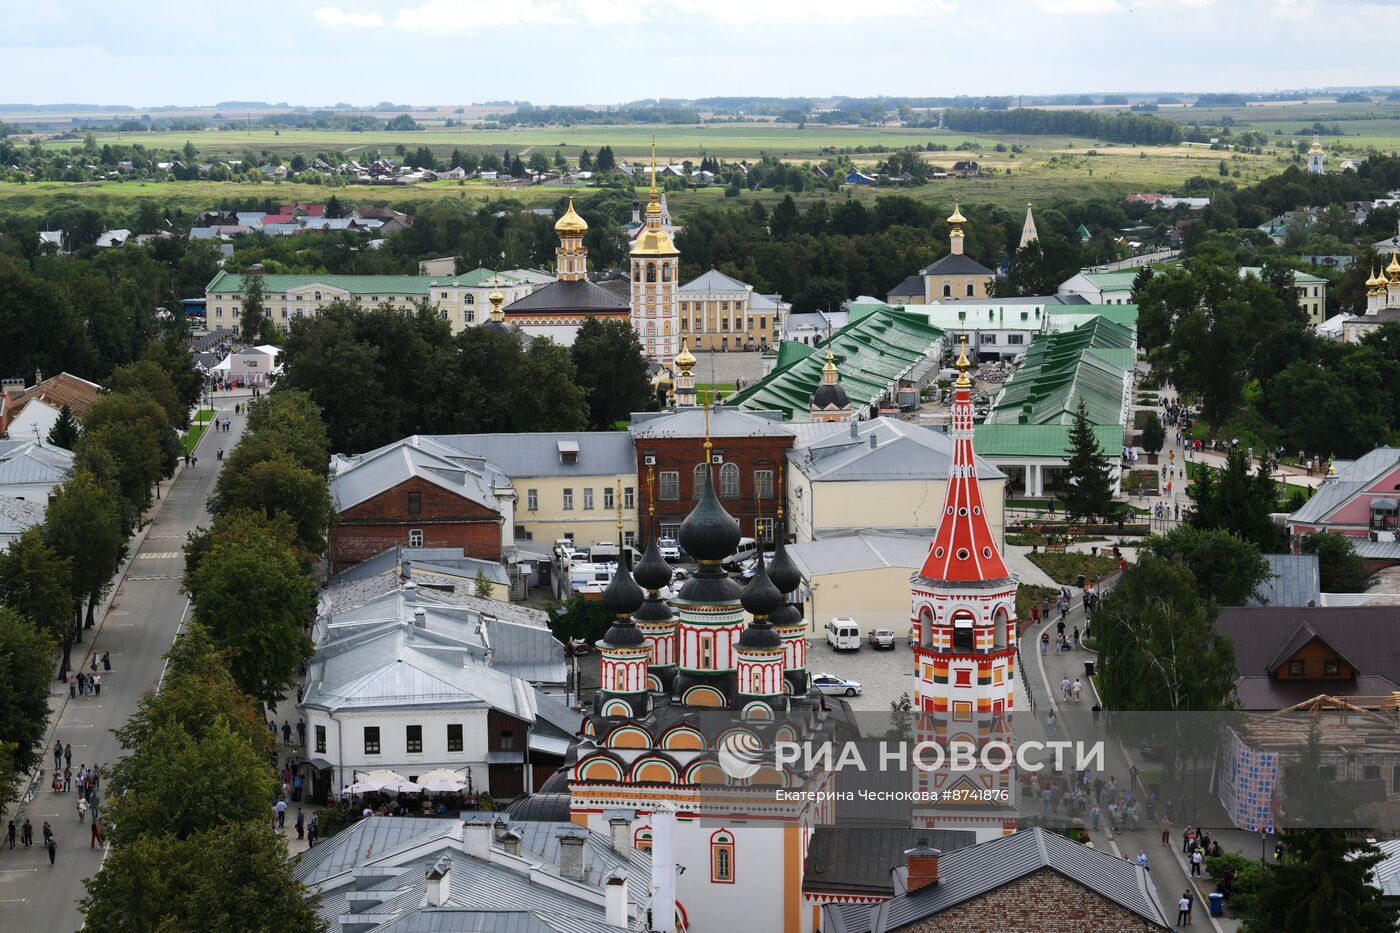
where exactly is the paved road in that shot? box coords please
[0,393,245,932]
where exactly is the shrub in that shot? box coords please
[1205,851,1267,915]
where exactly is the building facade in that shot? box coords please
[629,144,681,365]
[678,269,790,352]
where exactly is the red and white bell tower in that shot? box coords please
[909,338,1019,841]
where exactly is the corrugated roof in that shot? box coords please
[0,493,45,547]
[679,269,751,293]
[1076,270,1140,293]
[1249,553,1322,608]
[426,432,635,479]
[1289,447,1400,525]
[206,269,511,296]
[788,418,1004,483]
[826,827,1169,933]
[330,441,502,514]
[7,372,105,420]
[629,407,791,439]
[787,532,932,578]
[729,307,943,419]
[973,422,1124,458]
[1239,265,1327,285]
[504,279,629,313]
[0,440,76,487]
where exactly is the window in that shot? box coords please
[583,488,594,510]
[700,634,714,669]
[407,491,422,515]
[1319,765,1337,781]
[711,830,735,883]
[662,264,671,282]
[720,463,740,498]
[409,529,424,547]
[603,487,615,510]
[562,488,574,510]
[966,282,975,297]
[527,489,538,511]
[755,517,774,544]
[1289,660,1304,676]
[754,470,774,499]
[466,294,475,305]
[981,333,997,344]
[1364,764,1381,781]
[680,318,689,332]
[441,291,448,299]
[315,725,326,753]
[499,729,515,751]
[759,316,766,331]
[943,283,952,298]
[447,723,463,752]
[646,263,656,283]
[721,318,729,331]
[624,531,636,547]
[624,487,635,509]
[695,317,705,333]
[952,700,973,721]
[364,726,381,755]
[281,308,288,318]
[1323,660,1340,675]
[660,522,680,539]
[693,463,708,499]
[660,471,680,500]
[1008,334,1024,345]
[681,302,689,312]
[466,308,475,323]
[406,725,423,753]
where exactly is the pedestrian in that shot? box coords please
[42,821,52,846]
[63,767,71,792]
[64,743,72,769]
[1191,848,1203,876]
[297,720,306,747]
[1061,676,1071,701]
[90,655,98,674]
[1161,815,1172,846]
[6,819,14,849]
[269,720,277,738]
[101,651,110,672]
[1093,775,1104,801]
[91,820,103,848]
[1046,711,1057,737]
[77,797,87,822]
[1071,678,1083,702]
[1137,849,1148,870]
[1040,631,1049,655]
[22,818,33,848]
[46,836,56,865]
[93,674,101,696]
[54,740,63,770]
[1177,893,1192,927]
[68,673,77,698]
[308,814,318,848]
[1092,703,1101,725]
[184,452,190,467]
[276,798,288,828]
[1072,626,1080,648]
[282,720,292,745]
[295,807,305,840]
[1090,804,1101,830]
[76,671,86,695]
[1182,827,1193,853]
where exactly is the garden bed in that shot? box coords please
[1026,551,1121,585]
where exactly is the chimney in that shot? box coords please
[869,435,877,450]
[605,870,630,928]
[461,818,493,859]
[609,817,632,858]
[425,855,452,907]
[905,840,941,893]
[501,829,522,857]
[849,420,858,438]
[559,831,586,881]
[413,608,427,629]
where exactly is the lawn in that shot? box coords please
[1026,551,1122,586]
[182,408,214,455]
[1015,583,1059,631]
[696,383,737,405]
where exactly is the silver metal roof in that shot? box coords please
[629,406,790,439]
[425,432,635,479]
[1248,553,1321,608]
[1290,447,1400,525]
[787,418,1005,484]
[330,441,503,514]
[787,532,932,579]
[0,440,75,488]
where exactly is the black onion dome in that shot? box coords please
[812,382,849,409]
[768,602,803,628]
[740,554,784,618]
[634,536,672,591]
[767,535,801,596]
[678,464,739,563]
[632,591,676,626]
[601,559,645,619]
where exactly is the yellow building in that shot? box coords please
[678,269,790,352]
[886,203,996,304]
[786,532,932,631]
[784,418,1006,545]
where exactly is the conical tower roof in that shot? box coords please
[918,340,1010,583]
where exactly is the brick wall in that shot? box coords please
[898,867,1164,932]
[330,475,502,572]
[637,434,793,543]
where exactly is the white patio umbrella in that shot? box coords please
[350,770,422,794]
[416,768,467,793]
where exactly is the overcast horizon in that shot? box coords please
[4,0,1399,107]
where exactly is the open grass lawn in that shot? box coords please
[182,408,214,455]
[1016,583,1058,632]
[1026,551,1121,586]
[696,383,736,405]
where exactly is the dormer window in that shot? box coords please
[557,440,580,464]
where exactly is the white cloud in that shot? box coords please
[1038,0,1121,12]
[313,6,386,27]
[393,0,564,31]
[392,0,952,31]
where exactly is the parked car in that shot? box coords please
[825,618,861,651]
[723,537,759,571]
[658,537,681,562]
[670,567,689,584]
[739,552,774,580]
[811,673,862,697]
[868,628,896,649]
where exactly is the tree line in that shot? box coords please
[0,339,197,809]
[939,108,1184,145]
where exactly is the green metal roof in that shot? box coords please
[1046,304,1139,330]
[974,422,1126,458]
[983,316,1134,427]
[730,307,943,419]
[1078,271,1141,293]
[774,340,816,371]
[1238,266,1327,285]
[205,268,516,295]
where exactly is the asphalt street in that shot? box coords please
[0,392,245,932]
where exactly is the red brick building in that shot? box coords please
[329,440,509,573]
[630,407,795,545]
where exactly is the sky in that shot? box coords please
[3,0,1398,107]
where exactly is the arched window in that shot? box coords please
[314,291,322,300]
[720,463,740,498]
[942,283,952,298]
[693,463,708,498]
[966,282,975,297]
[993,608,1010,651]
[465,294,474,305]
[646,263,657,283]
[951,610,976,653]
[711,830,735,883]
[662,263,672,282]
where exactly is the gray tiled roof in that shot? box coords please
[887,274,924,298]
[787,532,933,578]
[426,433,635,479]
[0,440,75,487]
[629,406,790,439]
[330,441,502,514]
[803,827,976,897]
[1289,446,1400,525]
[504,279,629,313]
[679,269,750,293]
[825,827,1169,933]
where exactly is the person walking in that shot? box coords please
[62,767,71,792]
[296,720,306,748]
[42,821,53,847]
[77,797,87,822]
[90,820,103,849]
[1046,711,1057,737]
[101,651,111,672]
[1071,678,1083,702]
[1091,703,1102,726]
[1177,893,1192,927]
[92,674,101,696]
[1040,631,1049,655]
[21,818,33,848]
[53,740,63,771]
[68,673,77,698]
[1060,676,1071,701]
[295,807,305,840]
[1161,814,1172,845]
[64,743,72,770]
[307,813,319,848]
[46,836,56,866]
[281,721,292,745]
[1191,847,1204,876]
[276,798,288,829]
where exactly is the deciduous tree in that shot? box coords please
[0,609,55,808]
[570,317,653,429]
[1144,525,1271,606]
[43,472,125,640]
[1299,531,1376,593]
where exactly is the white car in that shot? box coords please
[811,673,862,697]
[658,537,681,562]
[868,628,896,650]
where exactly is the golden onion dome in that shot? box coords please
[554,196,588,235]
[675,338,696,371]
[1388,250,1400,278]
[1366,268,1380,289]
[947,203,967,225]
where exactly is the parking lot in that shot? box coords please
[806,632,919,712]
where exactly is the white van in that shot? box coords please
[826,617,861,651]
[658,536,682,562]
[723,537,758,571]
